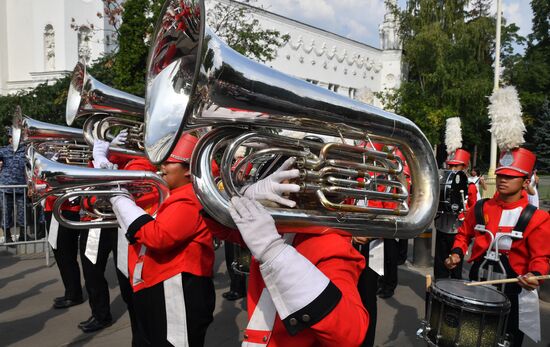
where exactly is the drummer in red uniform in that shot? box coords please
[210,157,369,346]
[445,147,550,346]
[434,148,477,280]
[109,134,216,346]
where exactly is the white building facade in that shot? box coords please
[0,0,403,107]
[240,0,403,108]
[0,0,116,95]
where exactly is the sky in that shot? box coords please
[252,0,533,50]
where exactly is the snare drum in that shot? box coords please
[231,244,251,276]
[438,170,468,214]
[420,279,510,347]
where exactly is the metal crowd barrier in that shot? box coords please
[0,184,50,265]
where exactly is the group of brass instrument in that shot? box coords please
[15,0,440,240]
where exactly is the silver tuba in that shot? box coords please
[144,0,439,238]
[66,62,146,158]
[12,106,91,166]
[28,148,169,229]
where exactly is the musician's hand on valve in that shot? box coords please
[229,196,285,264]
[518,272,540,291]
[111,129,128,146]
[241,157,300,208]
[444,253,461,270]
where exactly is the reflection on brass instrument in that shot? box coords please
[144,0,439,238]
[27,148,169,229]
[12,105,91,166]
[66,62,146,158]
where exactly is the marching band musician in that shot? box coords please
[445,148,550,346]
[434,148,477,279]
[45,193,85,309]
[89,129,160,343]
[208,157,369,347]
[108,133,217,347]
[72,130,131,333]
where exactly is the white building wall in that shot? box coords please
[236,2,403,108]
[0,1,8,94]
[1,0,401,104]
[0,0,116,95]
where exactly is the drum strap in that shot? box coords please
[474,198,489,228]
[474,199,537,234]
[514,204,537,233]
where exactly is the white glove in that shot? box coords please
[110,193,147,231]
[111,129,128,147]
[229,196,285,263]
[242,157,300,208]
[92,139,112,169]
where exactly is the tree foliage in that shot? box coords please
[382,0,523,168]
[503,0,550,161]
[532,99,550,172]
[0,0,289,144]
[207,0,289,62]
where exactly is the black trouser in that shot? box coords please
[434,231,462,280]
[224,242,246,295]
[379,238,398,291]
[355,243,380,347]
[398,239,408,264]
[79,227,116,323]
[469,259,524,346]
[47,211,83,301]
[133,272,215,347]
[112,233,146,347]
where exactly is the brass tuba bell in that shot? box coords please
[144,0,439,238]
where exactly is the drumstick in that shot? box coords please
[465,275,550,286]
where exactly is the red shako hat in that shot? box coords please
[495,148,536,177]
[165,134,198,164]
[446,148,470,167]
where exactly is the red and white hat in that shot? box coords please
[495,148,536,177]
[446,148,470,167]
[165,134,198,164]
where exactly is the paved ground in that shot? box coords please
[1,245,549,347]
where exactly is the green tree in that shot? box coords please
[383,0,523,167]
[533,99,550,172]
[111,0,163,96]
[503,0,550,151]
[208,0,289,62]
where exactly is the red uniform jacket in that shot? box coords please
[212,225,369,346]
[452,192,550,276]
[127,183,214,292]
[122,158,160,285]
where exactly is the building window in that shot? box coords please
[348,88,356,99]
[44,24,55,71]
[306,79,319,85]
[78,26,92,63]
[328,83,339,92]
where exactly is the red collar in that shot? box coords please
[493,191,528,209]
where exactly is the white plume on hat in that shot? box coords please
[488,86,526,150]
[445,117,462,154]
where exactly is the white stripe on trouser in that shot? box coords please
[47,216,59,249]
[164,273,188,347]
[116,227,129,278]
[84,228,101,264]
